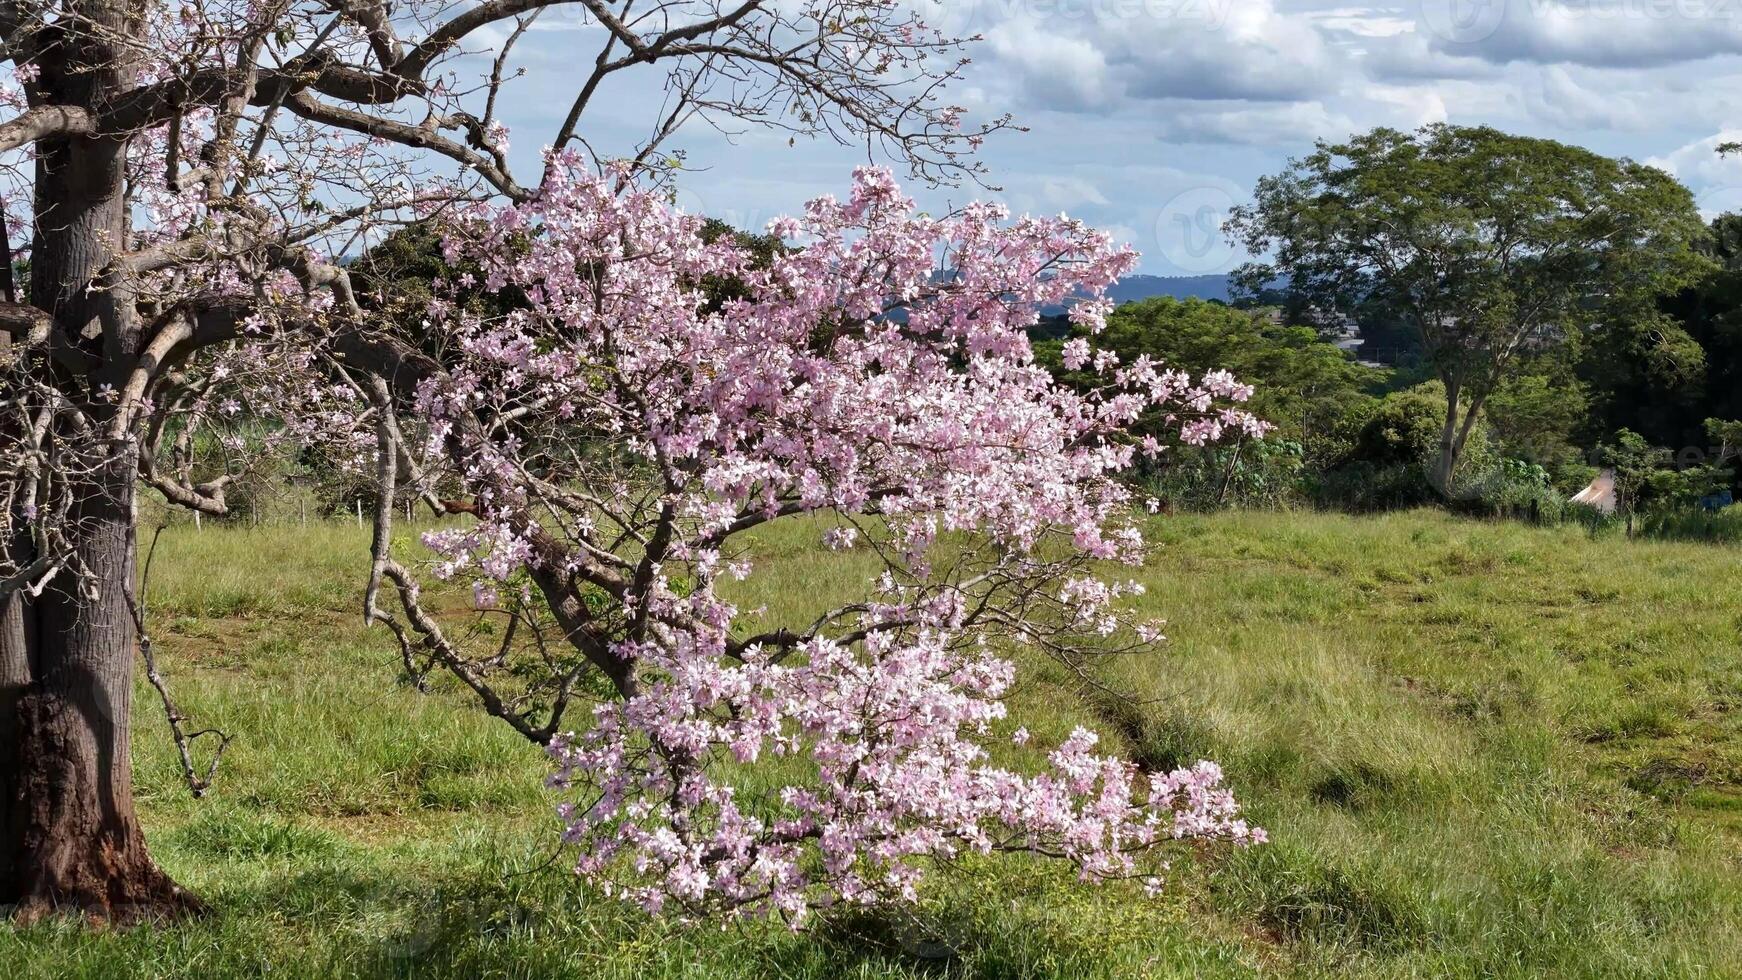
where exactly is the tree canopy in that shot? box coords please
[1228,124,1711,495]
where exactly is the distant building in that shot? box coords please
[1276,305,1375,365]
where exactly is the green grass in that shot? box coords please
[7,510,1742,978]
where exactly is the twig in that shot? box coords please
[130,522,232,798]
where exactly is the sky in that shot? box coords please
[488,1,1742,276]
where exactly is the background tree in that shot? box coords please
[1036,298,1380,509]
[1228,124,1710,497]
[1708,418,1742,470]
[1597,213,1742,464]
[1483,354,1592,485]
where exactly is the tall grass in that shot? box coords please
[6,510,1742,977]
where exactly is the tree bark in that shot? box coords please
[1,447,198,922]
[0,0,196,920]
[1434,377,1462,497]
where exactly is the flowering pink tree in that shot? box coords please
[373,159,1268,923]
[0,0,1262,923]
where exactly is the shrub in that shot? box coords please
[1640,506,1742,544]
[1314,382,1498,510]
[1143,439,1306,511]
[1462,459,1565,523]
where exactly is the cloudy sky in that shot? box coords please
[490,1,1742,275]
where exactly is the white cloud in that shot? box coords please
[1648,130,1742,217]
[1422,0,1742,68]
[1039,176,1112,208]
[1102,223,1145,250]
[483,0,1742,272]
[1360,84,1453,128]
[1354,24,1501,81]
[985,19,1112,110]
[982,0,1339,109]
[1311,6,1415,37]
[1524,65,1650,129]
[1155,100,1360,144]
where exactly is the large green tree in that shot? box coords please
[1228,125,1710,496]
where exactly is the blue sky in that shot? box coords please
[486,1,1742,275]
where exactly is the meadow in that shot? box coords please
[5,509,1742,978]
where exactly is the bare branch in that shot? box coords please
[0,105,94,152]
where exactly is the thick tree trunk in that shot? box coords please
[0,450,198,922]
[0,0,196,920]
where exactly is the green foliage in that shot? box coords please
[1484,366,1592,483]
[1587,214,1742,453]
[1142,439,1306,511]
[347,224,529,360]
[696,217,787,311]
[1038,297,1381,507]
[1314,383,1578,520]
[1229,124,1713,490]
[1075,298,1383,457]
[1590,427,1742,538]
[1316,382,1500,509]
[1346,383,1463,468]
[1599,429,1671,527]
[1462,459,1566,522]
[1708,417,1742,466]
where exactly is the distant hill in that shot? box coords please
[1039,274,1231,317]
[1106,274,1231,304]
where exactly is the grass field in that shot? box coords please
[6,509,1742,978]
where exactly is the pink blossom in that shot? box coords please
[410,159,1265,924]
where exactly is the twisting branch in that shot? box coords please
[359,373,434,690]
[129,524,232,799]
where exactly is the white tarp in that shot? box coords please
[1571,469,1617,514]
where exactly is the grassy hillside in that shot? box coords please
[6,510,1742,978]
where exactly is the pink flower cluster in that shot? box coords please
[548,635,1263,923]
[416,157,1265,923]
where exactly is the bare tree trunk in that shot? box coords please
[1434,378,1462,497]
[1,449,198,922]
[0,549,34,894]
[1217,436,1246,508]
[0,1,196,919]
